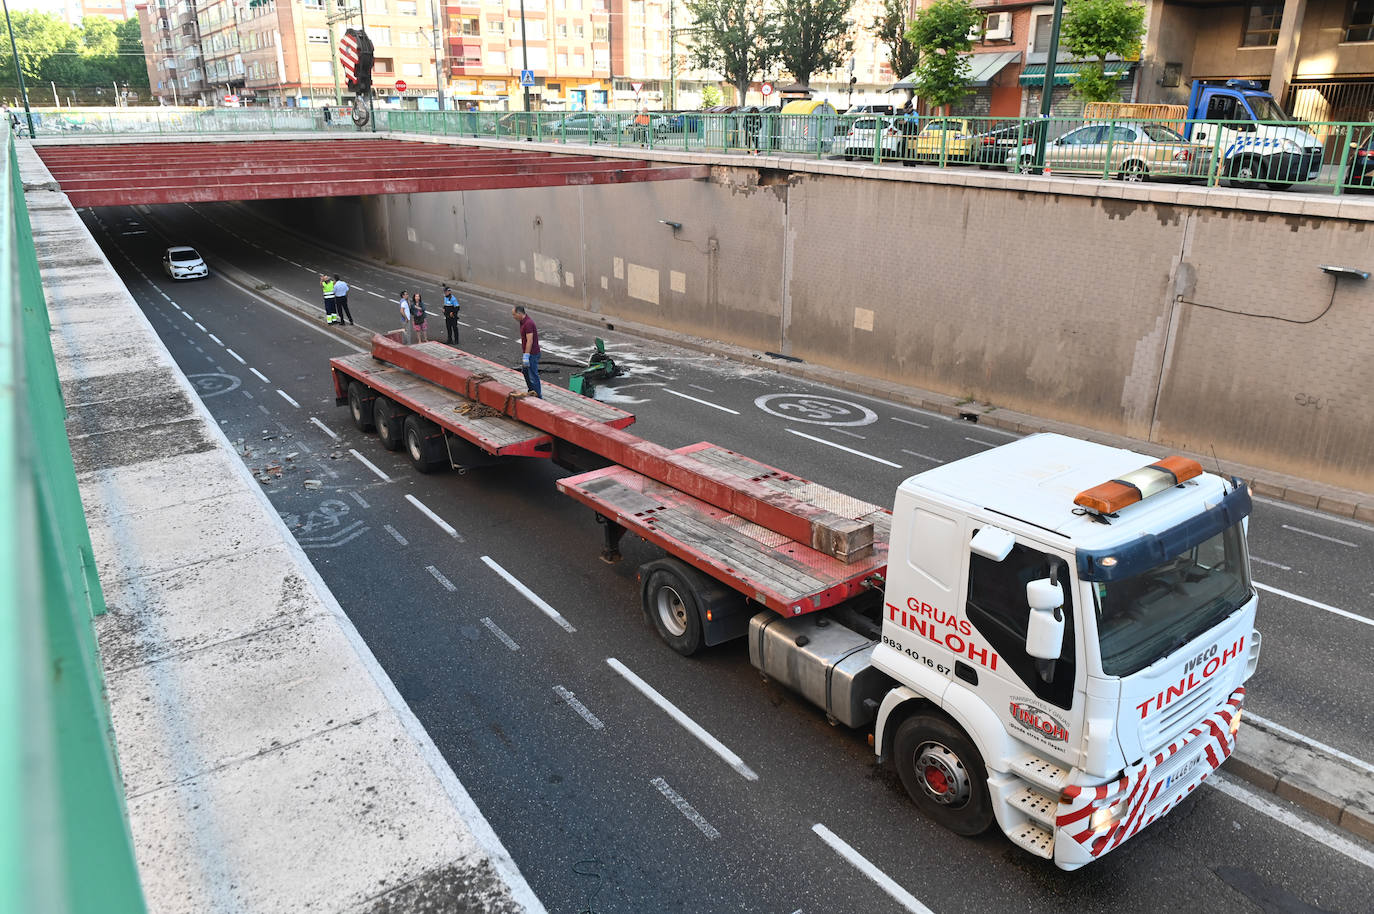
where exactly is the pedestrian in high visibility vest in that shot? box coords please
[320,274,339,324]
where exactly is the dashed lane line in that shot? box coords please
[890,416,928,429]
[481,618,520,652]
[812,825,933,914]
[606,658,757,781]
[901,449,944,464]
[309,416,339,439]
[1255,581,1374,628]
[1280,524,1359,548]
[482,557,576,633]
[224,348,246,364]
[651,778,719,840]
[662,388,740,415]
[406,494,461,538]
[426,565,457,592]
[349,448,391,482]
[250,367,270,383]
[786,428,901,469]
[554,686,605,731]
[383,524,408,545]
[277,390,300,408]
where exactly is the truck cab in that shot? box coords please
[870,434,1258,869]
[1185,79,1323,189]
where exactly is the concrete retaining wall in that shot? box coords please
[246,163,1374,494]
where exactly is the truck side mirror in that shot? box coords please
[1025,578,1064,660]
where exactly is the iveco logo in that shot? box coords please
[1184,644,1218,675]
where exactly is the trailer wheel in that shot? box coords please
[640,559,705,656]
[893,714,993,837]
[404,415,447,474]
[349,382,376,432]
[373,398,405,451]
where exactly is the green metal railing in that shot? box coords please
[0,135,145,912]
[29,105,1374,195]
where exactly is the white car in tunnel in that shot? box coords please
[162,245,208,280]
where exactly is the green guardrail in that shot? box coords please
[0,134,145,912]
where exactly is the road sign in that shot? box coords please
[395,79,407,93]
[631,81,643,94]
[520,69,536,87]
[223,94,240,106]
[760,83,773,97]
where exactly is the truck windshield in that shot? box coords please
[1246,95,1292,123]
[1093,522,1251,677]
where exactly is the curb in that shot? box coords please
[198,206,1374,844]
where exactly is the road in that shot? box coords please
[82,201,1374,913]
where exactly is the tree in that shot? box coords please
[1059,0,1146,102]
[773,0,854,90]
[873,0,919,86]
[700,83,723,107]
[905,0,982,112]
[683,0,775,106]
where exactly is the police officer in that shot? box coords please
[442,285,460,345]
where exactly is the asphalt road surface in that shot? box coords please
[81,201,1374,914]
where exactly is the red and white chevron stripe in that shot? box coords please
[339,33,358,84]
[1056,687,1244,860]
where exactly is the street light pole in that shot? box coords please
[429,0,444,110]
[2,0,34,138]
[668,0,676,110]
[519,0,530,112]
[1032,0,1064,170]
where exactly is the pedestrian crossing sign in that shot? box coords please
[520,70,536,87]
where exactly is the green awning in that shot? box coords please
[1019,62,1134,87]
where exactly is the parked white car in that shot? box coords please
[162,245,208,280]
[835,116,904,161]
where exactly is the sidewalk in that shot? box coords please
[21,147,544,911]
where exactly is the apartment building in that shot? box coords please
[135,0,210,104]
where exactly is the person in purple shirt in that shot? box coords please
[513,305,541,398]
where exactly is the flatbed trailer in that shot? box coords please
[332,334,1261,870]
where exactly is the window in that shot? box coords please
[1348,0,1374,41]
[519,19,544,38]
[574,23,584,37]
[403,61,422,76]
[1060,125,1105,145]
[396,0,418,14]
[557,23,568,37]
[573,52,584,67]
[307,28,328,44]
[593,48,608,69]
[1107,126,1138,142]
[459,45,481,65]
[395,30,420,46]
[526,46,548,68]
[1205,93,1239,120]
[365,0,387,12]
[593,24,607,41]
[488,19,503,33]
[1242,4,1282,46]
[557,52,568,68]
[1032,15,1052,54]
[374,56,394,73]
[966,541,1076,710]
[460,17,479,35]
[488,50,506,67]
[483,79,505,93]
[303,0,322,9]
[370,27,390,44]
[310,59,332,78]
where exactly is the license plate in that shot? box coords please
[1165,755,1201,790]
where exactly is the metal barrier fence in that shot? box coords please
[25,105,1374,195]
[0,136,145,912]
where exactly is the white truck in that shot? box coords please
[335,339,1260,869]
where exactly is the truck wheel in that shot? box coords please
[1118,161,1149,182]
[1228,156,1260,187]
[640,559,705,656]
[349,382,376,432]
[893,714,994,837]
[373,398,405,451]
[403,415,447,474]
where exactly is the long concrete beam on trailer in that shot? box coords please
[369,336,875,563]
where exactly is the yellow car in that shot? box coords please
[908,118,978,164]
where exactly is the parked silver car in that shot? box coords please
[1012,121,1213,181]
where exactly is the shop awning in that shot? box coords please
[1019,62,1134,86]
[967,51,1021,86]
[891,51,1023,90]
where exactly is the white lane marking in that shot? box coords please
[554,686,605,730]
[1255,581,1374,628]
[662,388,740,415]
[383,524,408,545]
[901,449,943,464]
[224,348,246,364]
[277,389,301,408]
[1254,495,1374,534]
[208,333,223,345]
[688,383,715,393]
[891,416,928,429]
[833,428,866,440]
[350,448,391,482]
[1280,524,1359,548]
[309,416,339,439]
[162,291,172,301]
[194,321,207,331]
[250,366,270,383]
[974,424,1020,439]
[406,494,460,538]
[348,490,370,508]
[482,556,576,633]
[786,428,902,469]
[605,658,757,781]
[1246,714,1374,776]
[1250,556,1292,571]
[182,310,195,321]
[475,327,507,338]
[365,290,387,298]
[964,436,996,448]
[651,777,720,840]
[811,824,934,914]
[1209,773,1374,870]
[426,565,457,592]
[481,617,520,651]
[242,391,253,400]
[257,404,270,415]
